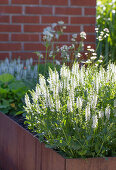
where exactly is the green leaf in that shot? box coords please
[8,81,26,91]
[15,110,24,116]
[0,73,14,83]
[0,87,9,94]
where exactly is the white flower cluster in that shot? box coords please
[25,62,116,129]
[80,32,86,39]
[43,21,66,42]
[97,28,109,41]
[0,58,38,80]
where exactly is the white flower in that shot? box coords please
[25,94,31,109]
[98,60,103,63]
[67,98,73,112]
[87,45,91,49]
[99,110,104,118]
[80,32,86,39]
[72,34,77,39]
[103,28,109,33]
[90,56,97,60]
[85,104,91,121]
[55,60,60,65]
[92,115,98,129]
[76,97,83,110]
[58,21,64,25]
[75,53,81,58]
[63,26,66,29]
[55,97,61,112]
[51,23,57,28]
[105,105,110,120]
[71,38,76,42]
[91,93,98,109]
[49,51,53,57]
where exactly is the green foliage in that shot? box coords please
[0,73,29,115]
[24,62,116,158]
[97,0,116,63]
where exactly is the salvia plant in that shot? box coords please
[24,61,116,158]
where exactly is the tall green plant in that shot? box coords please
[97,0,116,63]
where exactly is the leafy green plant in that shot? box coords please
[0,73,30,115]
[97,0,116,63]
[24,61,116,158]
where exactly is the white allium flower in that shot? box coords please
[80,32,86,39]
[92,115,98,129]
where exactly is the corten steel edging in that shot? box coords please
[66,157,116,170]
[0,112,42,170]
[0,111,116,170]
[0,112,66,170]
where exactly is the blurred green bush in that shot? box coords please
[97,0,116,63]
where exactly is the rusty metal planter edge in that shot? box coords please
[0,111,115,170]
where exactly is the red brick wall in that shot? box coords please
[0,0,96,61]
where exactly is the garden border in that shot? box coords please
[0,111,116,170]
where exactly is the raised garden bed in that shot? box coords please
[0,111,116,170]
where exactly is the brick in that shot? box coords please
[0,34,9,41]
[85,8,96,15]
[0,16,9,23]
[12,33,39,41]
[25,7,52,15]
[12,0,39,5]
[71,17,96,24]
[0,6,22,14]
[42,16,68,24]
[86,34,96,42]
[71,0,96,6]
[0,43,21,51]
[0,0,8,4]
[55,7,82,15]
[84,26,95,33]
[41,0,68,6]
[0,25,21,32]
[24,25,46,33]
[12,52,39,60]
[65,26,80,33]
[24,43,45,51]
[0,53,9,60]
[12,16,40,24]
